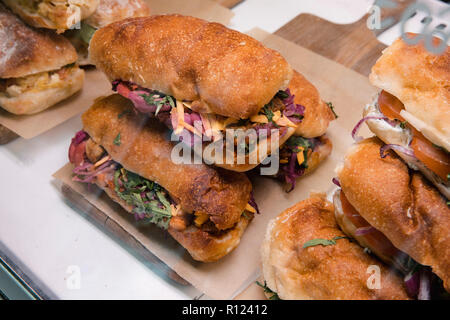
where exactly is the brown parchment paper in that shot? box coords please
[53,28,378,300]
[146,0,233,23]
[0,70,112,139]
[0,0,232,140]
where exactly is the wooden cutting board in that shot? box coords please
[275,0,413,76]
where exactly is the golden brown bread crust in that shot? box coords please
[81,94,252,230]
[0,66,84,115]
[304,135,332,175]
[168,215,252,263]
[89,15,293,119]
[261,195,410,300]
[0,3,78,79]
[289,71,336,138]
[94,172,252,262]
[369,35,450,150]
[2,0,99,33]
[85,0,150,29]
[338,137,450,291]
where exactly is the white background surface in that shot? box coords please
[0,0,374,299]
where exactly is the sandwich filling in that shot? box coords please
[0,64,79,97]
[354,90,449,198]
[275,135,325,192]
[333,186,447,300]
[68,130,257,233]
[112,80,304,150]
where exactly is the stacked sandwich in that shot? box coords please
[68,14,335,262]
[336,35,449,298]
[260,36,449,300]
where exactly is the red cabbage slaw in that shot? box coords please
[280,88,305,124]
[112,80,303,147]
[248,191,260,214]
[68,130,259,222]
[351,116,391,142]
[69,130,116,184]
[380,143,415,159]
[277,136,321,192]
[404,267,433,300]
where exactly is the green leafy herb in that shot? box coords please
[256,281,280,300]
[118,110,132,119]
[263,103,275,123]
[286,136,312,151]
[139,93,175,115]
[79,22,96,45]
[114,168,172,229]
[113,133,121,146]
[326,102,338,119]
[276,90,289,99]
[303,236,349,249]
[399,121,407,129]
[285,136,312,168]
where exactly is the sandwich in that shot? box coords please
[260,194,410,300]
[68,94,257,262]
[1,0,99,33]
[334,137,450,299]
[89,15,335,173]
[0,3,84,115]
[354,34,449,199]
[65,0,150,65]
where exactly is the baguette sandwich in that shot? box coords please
[89,15,335,173]
[355,34,449,199]
[0,3,84,115]
[69,94,257,262]
[260,194,410,300]
[1,0,99,33]
[334,137,450,299]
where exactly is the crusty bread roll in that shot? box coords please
[168,215,251,263]
[97,170,252,263]
[261,194,410,300]
[85,0,150,29]
[2,0,99,33]
[89,15,293,119]
[0,3,78,79]
[289,71,336,138]
[337,137,450,291]
[0,66,84,115]
[369,35,450,151]
[82,94,252,231]
[80,94,254,262]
